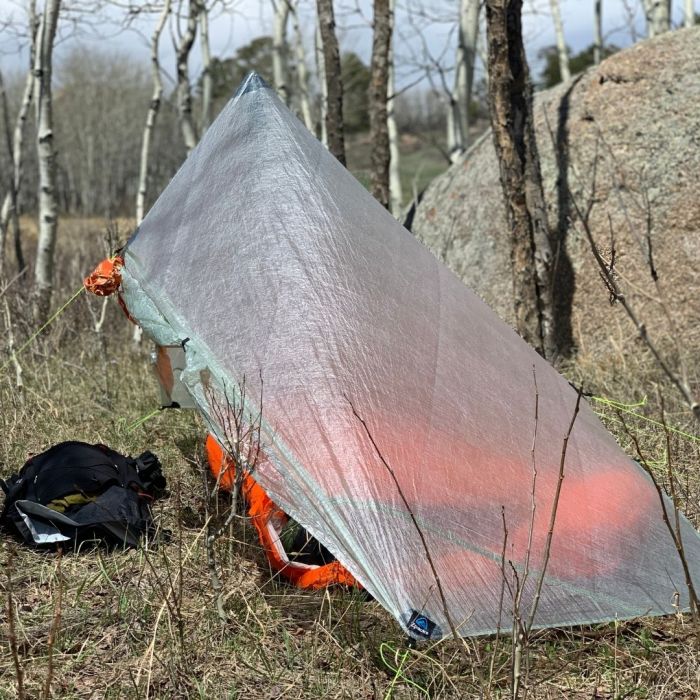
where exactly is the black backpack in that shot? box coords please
[0,441,166,549]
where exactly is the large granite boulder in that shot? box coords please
[411,28,700,368]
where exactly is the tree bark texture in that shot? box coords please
[314,15,328,145]
[316,0,345,165]
[484,0,555,359]
[33,0,61,322]
[136,0,171,224]
[176,0,200,154]
[369,0,392,209]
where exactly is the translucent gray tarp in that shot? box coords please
[123,72,700,639]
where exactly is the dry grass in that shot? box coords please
[1,218,699,699]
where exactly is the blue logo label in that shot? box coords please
[414,616,429,631]
[404,609,441,640]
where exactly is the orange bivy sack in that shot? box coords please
[205,435,359,590]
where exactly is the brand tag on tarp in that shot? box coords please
[405,610,440,640]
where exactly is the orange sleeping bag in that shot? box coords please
[205,435,359,590]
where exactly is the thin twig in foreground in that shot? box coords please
[527,386,583,631]
[42,547,63,700]
[345,395,459,641]
[512,386,583,700]
[618,406,700,646]
[5,546,25,700]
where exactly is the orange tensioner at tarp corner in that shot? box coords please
[83,255,135,323]
[205,434,360,590]
[84,255,123,296]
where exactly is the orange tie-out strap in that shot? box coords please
[84,256,136,324]
[84,256,124,296]
[205,435,360,590]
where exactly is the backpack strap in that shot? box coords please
[133,451,167,498]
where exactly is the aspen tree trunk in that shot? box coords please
[549,0,570,81]
[34,0,61,322]
[387,0,402,217]
[176,0,200,154]
[0,70,31,275]
[316,0,345,165]
[0,69,14,275]
[314,17,328,145]
[454,0,480,153]
[291,1,314,131]
[369,0,392,209]
[643,0,654,37]
[135,0,172,346]
[685,0,694,27]
[199,2,212,131]
[593,0,603,64]
[644,0,671,37]
[485,0,555,359]
[446,94,464,161]
[136,0,171,225]
[0,1,37,274]
[273,0,291,105]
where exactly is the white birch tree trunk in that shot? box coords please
[176,0,200,154]
[643,0,654,37]
[0,70,13,275]
[387,4,402,218]
[549,0,570,81]
[33,0,61,321]
[593,0,603,64]
[0,70,32,275]
[455,0,480,151]
[291,2,314,131]
[135,0,172,345]
[0,1,37,274]
[446,94,464,163]
[314,15,328,146]
[273,0,291,105]
[685,0,694,27]
[136,0,171,225]
[478,44,489,91]
[199,2,212,132]
[644,0,671,37]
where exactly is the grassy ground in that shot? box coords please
[1,219,699,699]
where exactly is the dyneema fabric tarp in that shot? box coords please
[121,73,700,639]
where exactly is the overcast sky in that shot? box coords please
[0,0,698,90]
